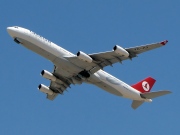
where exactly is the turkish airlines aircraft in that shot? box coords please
[7,26,171,109]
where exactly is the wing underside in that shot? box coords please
[65,40,168,73]
[46,66,73,100]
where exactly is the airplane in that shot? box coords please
[7,26,171,109]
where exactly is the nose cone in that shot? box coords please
[7,27,17,37]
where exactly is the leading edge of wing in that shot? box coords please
[64,40,168,72]
[126,40,168,54]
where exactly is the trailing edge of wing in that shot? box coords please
[47,93,59,100]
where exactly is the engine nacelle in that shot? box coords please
[41,70,56,82]
[77,51,93,63]
[113,45,129,57]
[38,84,54,95]
[41,70,67,86]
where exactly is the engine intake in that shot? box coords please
[41,70,68,86]
[113,45,129,57]
[77,51,93,63]
[38,84,54,95]
[41,70,56,81]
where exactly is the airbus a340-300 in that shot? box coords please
[7,26,171,109]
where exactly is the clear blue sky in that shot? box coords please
[1,0,179,135]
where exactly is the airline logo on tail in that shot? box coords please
[142,81,150,91]
[131,77,156,93]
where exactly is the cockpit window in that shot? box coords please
[14,26,18,28]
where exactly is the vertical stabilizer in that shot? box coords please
[131,77,156,93]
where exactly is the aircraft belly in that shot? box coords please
[18,38,83,76]
[120,89,140,100]
[95,70,141,100]
[94,82,123,97]
[95,81,141,100]
[18,38,57,61]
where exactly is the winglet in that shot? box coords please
[160,40,168,45]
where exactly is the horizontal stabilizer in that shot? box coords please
[141,90,171,99]
[131,100,144,109]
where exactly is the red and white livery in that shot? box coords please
[7,26,171,109]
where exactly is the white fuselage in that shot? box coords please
[7,26,149,102]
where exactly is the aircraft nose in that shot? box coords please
[7,27,17,37]
[7,27,13,32]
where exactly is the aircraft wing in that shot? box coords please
[125,40,168,54]
[66,40,168,73]
[46,66,72,100]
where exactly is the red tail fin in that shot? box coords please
[131,77,156,93]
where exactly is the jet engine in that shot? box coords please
[38,84,54,95]
[77,51,93,63]
[41,70,68,87]
[41,70,56,81]
[113,45,129,57]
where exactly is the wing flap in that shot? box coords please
[95,82,123,97]
[47,93,59,100]
[43,66,73,101]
